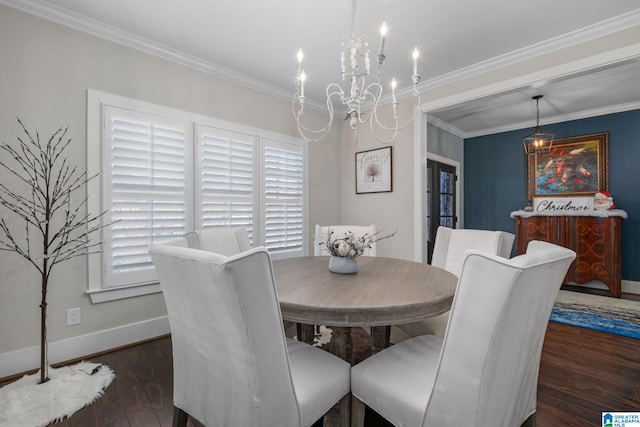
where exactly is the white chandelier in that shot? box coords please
[293,0,421,143]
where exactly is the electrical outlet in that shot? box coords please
[66,307,81,326]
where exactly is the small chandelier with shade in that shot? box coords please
[522,95,554,155]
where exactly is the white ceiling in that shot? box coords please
[4,0,640,137]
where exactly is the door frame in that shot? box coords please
[425,154,460,263]
[413,112,464,262]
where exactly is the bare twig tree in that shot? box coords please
[0,118,107,384]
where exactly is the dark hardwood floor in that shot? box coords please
[2,321,640,426]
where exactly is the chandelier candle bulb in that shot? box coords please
[296,49,304,75]
[379,22,387,56]
[365,51,370,74]
[412,47,419,76]
[299,71,306,97]
[391,79,397,104]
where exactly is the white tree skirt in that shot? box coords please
[0,361,114,427]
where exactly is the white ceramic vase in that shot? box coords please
[329,256,358,274]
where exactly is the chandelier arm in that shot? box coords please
[291,85,345,142]
[354,81,422,143]
[369,119,398,144]
[372,95,421,132]
[326,83,346,103]
[294,122,332,142]
[292,95,332,142]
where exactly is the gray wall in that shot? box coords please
[0,5,339,375]
[427,123,463,162]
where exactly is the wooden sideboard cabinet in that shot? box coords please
[514,214,622,297]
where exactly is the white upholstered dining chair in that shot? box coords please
[184,228,297,336]
[314,224,377,256]
[184,227,251,255]
[351,240,576,427]
[397,226,515,338]
[431,226,515,276]
[149,243,351,427]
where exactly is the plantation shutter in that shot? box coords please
[104,106,187,288]
[88,91,309,300]
[196,125,255,242]
[262,138,305,255]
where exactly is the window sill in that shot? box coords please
[87,282,162,303]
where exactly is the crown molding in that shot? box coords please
[416,8,640,93]
[426,115,465,139]
[464,100,640,139]
[0,0,318,107]
[2,0,639,116]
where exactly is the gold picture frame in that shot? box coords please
[528,132,608,200]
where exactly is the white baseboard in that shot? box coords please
[0,316,170,379]
[566,280,640,295]
[623,280,640,295]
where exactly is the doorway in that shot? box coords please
[426,159,457,263]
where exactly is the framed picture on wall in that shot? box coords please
[355,146,392,194]
[528,132,608,200]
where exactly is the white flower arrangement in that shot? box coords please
[318,228,396,258]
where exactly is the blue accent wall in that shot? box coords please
[464,109,640,281]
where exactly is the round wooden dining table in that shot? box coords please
[272,255,457,360]
[272,255,457,426]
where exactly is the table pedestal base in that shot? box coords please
[295,323,392,427]
[370,326,391,354]
[296,323,316,344]
[329,326,354,365]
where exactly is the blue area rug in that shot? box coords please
[550,290,640,339]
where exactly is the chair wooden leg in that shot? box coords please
[338,393,351,427]
[520,413,536,427]
[322,393,351,427]
[172,406,188,427]
[351,396,366,427]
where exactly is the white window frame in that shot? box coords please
[87,90,307,303]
